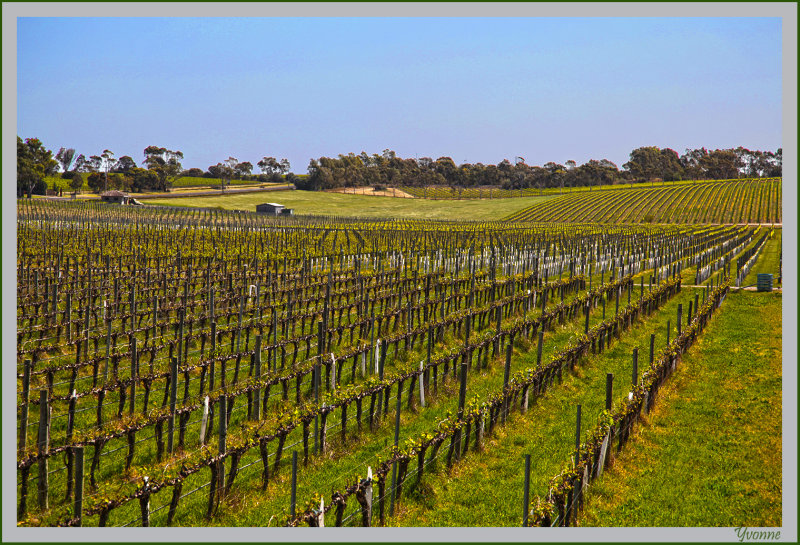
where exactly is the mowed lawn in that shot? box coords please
[146,190,557,221]
[581,289,782,527]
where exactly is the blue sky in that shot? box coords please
[17,17,782,173]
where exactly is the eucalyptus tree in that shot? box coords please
[143,146,184,191]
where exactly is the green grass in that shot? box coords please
[742,229,782,286]
[580,290,782,526]
[384,286,699,526]
[172,176,225,188]
[146,190,558,221]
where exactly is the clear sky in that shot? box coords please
[17,16,782,173]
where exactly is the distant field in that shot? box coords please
[171,176,283,189]
[505,178,782,224]
[43,175,281,192]
[146,190,558,220]
[400,186,549,199]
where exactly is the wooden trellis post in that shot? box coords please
[253,335,262,420]
[168,356,178,454]
[19,360,31,453]
[74,446,85,526]
[37,389,50,510]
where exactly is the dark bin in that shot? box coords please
[757,273,773,292]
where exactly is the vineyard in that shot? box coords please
[504,178,782,224]
[14,197,780,528]
[398,178,764,201]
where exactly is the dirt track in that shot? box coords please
[327,187,415,198]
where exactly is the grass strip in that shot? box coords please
[742,229,782,286]
[375,287,699,526]
[579,289,781,527]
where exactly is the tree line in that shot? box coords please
[300,146,782,191]
[17,136,781,197]
[16,137,292,197]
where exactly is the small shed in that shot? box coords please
[256,202,285,215]
[280,208,294,216]
[100,190,131,205]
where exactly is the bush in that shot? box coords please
[87,172,105,193]
[128,167,159,192]
[70,173,85,191]
[32,178,47,196]
[109,173,127,191]
[290,172,321,190]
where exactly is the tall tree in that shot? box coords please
[17,137,58,197]
[127,167,160,192]
[143,146,183,191]
[658,148,683,181]
[258,157,291,183]
[700,149,741,180]
[68,153,89,192]
[575,159,618,190]
[235,161,253,177]
[434,156,457,186]
[100,149,117,192]
[87,172,106,193]
[771,148,782,177]
[209,158,237,190]
[679,148,708,180]
[224,157,239,189]
[55,147,76,173]
[84,155,102,173]
[113,155,137,173]
[623,146,663,181]
[258,156,281,175]
[303,158,329,191]
[72,154,87,173]
[181,167,205,177]
[69,173,85,192]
